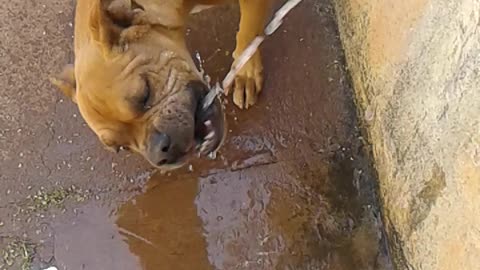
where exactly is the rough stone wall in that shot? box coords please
[333,0,480,269]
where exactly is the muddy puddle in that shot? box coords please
[53,146,391,270]
[0,0,391,269]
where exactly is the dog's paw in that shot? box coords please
[225,50,264,109]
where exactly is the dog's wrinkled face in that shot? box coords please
[52,0,225,170]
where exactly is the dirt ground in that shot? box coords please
[0,0,392,269]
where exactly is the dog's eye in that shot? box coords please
[140,80,152,109]
[119,146,130,152]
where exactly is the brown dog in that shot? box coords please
[51,0,273,170]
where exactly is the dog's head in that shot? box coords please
[51,0,225,170]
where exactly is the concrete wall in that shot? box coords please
[333,0,480,269]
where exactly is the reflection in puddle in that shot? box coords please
[54,153,388,270]
[111,152,388,270]
[195,168,274,269]
[53,206,141,270]
[116,174,211,270]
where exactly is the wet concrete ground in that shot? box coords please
[0,0,392,269]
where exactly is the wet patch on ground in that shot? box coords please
[0,0,391,269]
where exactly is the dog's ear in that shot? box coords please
[50,64,77,103]
[89,0,184,53]
[89,0,141,52]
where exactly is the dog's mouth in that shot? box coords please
[194,95,225,157]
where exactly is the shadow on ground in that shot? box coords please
[0,0,391,269]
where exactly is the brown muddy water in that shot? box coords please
[0,0,392,269]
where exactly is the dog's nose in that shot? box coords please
[148,132,173,166]
[153,132,171,153]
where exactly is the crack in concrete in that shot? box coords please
[39,121,56,179]
[33,96,63,179]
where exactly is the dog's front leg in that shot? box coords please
[226,0,273,109]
